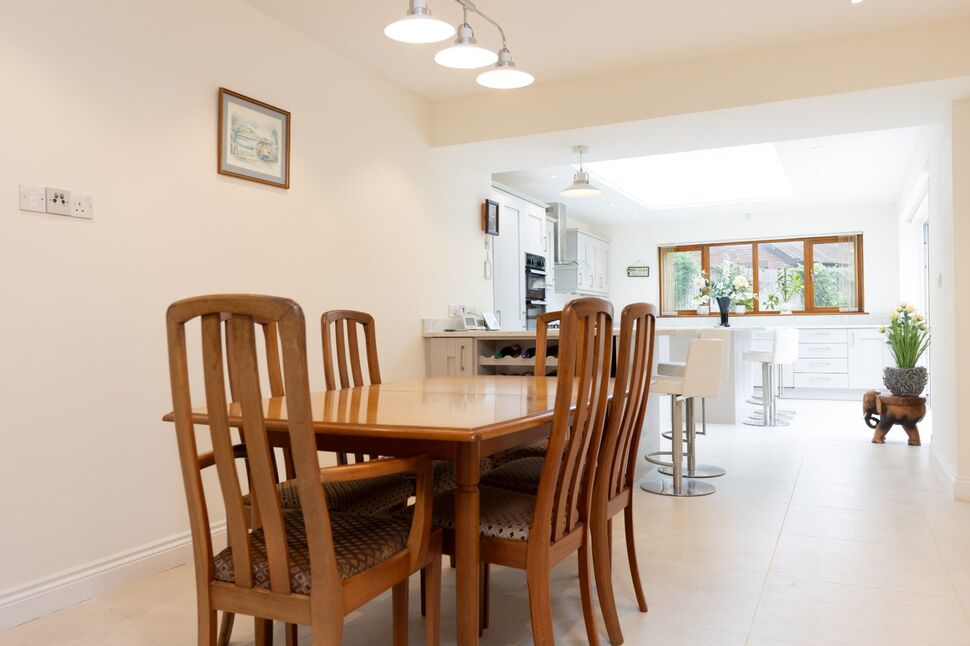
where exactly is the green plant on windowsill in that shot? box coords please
[763,293,780,311]
[879,303,930,396]
[777,266,804,314]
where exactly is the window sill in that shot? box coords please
[660,311,870,318]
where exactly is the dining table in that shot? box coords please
[164,374,590,645]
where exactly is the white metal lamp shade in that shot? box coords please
[384,0,455,44]
[560,169,603,197]
[476,48,534,89]
[435,24,498,69]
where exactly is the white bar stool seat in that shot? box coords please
[642,338,723,497]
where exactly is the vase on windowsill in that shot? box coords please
[734,305,746,315]
[780,302,794,315]
[696,304,710,316]
[716,296,732,327]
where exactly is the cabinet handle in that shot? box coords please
[459,344,465,371]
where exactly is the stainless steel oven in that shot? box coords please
[525,253,547,330]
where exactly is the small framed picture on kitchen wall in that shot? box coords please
[482,198,500,235]
[218,88,291,188]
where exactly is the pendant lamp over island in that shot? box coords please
[560,146,603,198]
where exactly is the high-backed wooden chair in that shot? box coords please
[431,297,614,645]
[533,310,562,375]
[321,310,382,465]
[590,303,656,644]
[167,294,441,646]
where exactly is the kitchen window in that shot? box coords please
[659,234,864,315]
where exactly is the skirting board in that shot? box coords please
[931,444,970,501]
[0,521,226,631]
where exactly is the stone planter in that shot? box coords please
[696,304,710,316]
[883,366,928,396]
[734,305,746,315]
[780,302,794,315]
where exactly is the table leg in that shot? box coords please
[455,442,481,646]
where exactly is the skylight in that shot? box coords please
[584,144,794,209]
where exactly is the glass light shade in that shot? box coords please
[435,43,498,69]
[477,62,534,89]
[384,14,455,44]
[560,170,602,197]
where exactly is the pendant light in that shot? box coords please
[560,146,602,198]
[477,47,534,89]
[434,5,498,69]
[385,0,456,44]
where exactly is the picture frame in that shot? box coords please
[482,198,500,236]
[218,88,290,189]
[626,266,650,278]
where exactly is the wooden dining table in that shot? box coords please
[164,374,579,645]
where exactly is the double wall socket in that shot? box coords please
[46,187,71,216]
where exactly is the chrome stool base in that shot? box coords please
[744,416,790,427]
[659,463,726,478]
[641,478,716,497]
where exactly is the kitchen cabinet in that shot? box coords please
[424,338,475,377]
[491,190,525,330]
[555,229,610,295]
[520,205,545,256]
[848,329,888,389]
[543,218,556,287]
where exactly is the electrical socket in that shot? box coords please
[19,185,46,213]
[45,187,72,216]
[70,194,93,219]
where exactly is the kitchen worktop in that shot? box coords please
[422,323,880,338]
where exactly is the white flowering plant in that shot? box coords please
[879,303,930,369]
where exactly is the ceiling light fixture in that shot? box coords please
[435,5,497,69]
[560,146,603,198]
[384,0,456,44]
[478,47,534,89]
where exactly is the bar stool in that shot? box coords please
[657,328,729,478]
[642,338,723,497]
[743,328,799,426]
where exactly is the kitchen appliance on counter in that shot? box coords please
[525,252,547,330]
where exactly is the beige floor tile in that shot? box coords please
[781,503,936,548]
[750,576,970,645]
[769,534,955,598]
[790,480,923,513]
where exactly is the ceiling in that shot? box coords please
[494,126,923,223]
[243,0,970,99]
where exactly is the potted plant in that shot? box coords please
[776,266,804,315]
[764,293,780,311]
[699,266,752,327]
[880,303,930,396]
[693,273,711,315]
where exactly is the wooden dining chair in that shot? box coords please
[590,303,656,645]
[218,311,414,645]
[167,295,441,646]
[321,310,382,465]
[431,297,614,645]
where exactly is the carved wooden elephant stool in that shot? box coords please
[863,390,925,446]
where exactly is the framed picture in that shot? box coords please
[482,199,500,236]
[218,88,290,188]
[626,266,650,277]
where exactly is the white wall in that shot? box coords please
[607,206,900,319]
[0,0,490,626]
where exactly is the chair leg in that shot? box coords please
[578,536,602,646]
[424,555,442,646]
[217,612,234,646]
[607,518,613,567]
[255,618,273,646]
[200,607,217,646]
[420,568,427,617]
[624,504,648,613]
[393,580,409,646]
[591,511,623,645]
[285,623,299,646]
[479,562,490,633]
[526,566,555,645]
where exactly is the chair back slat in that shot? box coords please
[597,304,657,504]
[532,298,613,544]
[200,313,253,587]
[321,310,382,390]
[167,295,342,605]
[228,316,291,594]
[534,311,562,374]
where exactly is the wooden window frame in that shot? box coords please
[658,234,865,317]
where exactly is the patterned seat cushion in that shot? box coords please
[242,475,414,515]
[213,511,411,593]
[432,458,501,495]
[480,456,544,494]
[432,486,536,541]
[495,439,548,463]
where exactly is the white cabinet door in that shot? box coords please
[848,329,887,389]
[424,338,475,376]
[543,219,556,286]
[520,206,545,256]
[594,243,609,293]
[492,200,524,330]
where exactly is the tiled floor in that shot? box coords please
[3,399,970,645]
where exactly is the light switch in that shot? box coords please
[46,187,72,216]
[19,185,46,213]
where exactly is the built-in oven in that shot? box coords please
[525,253,547,330]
